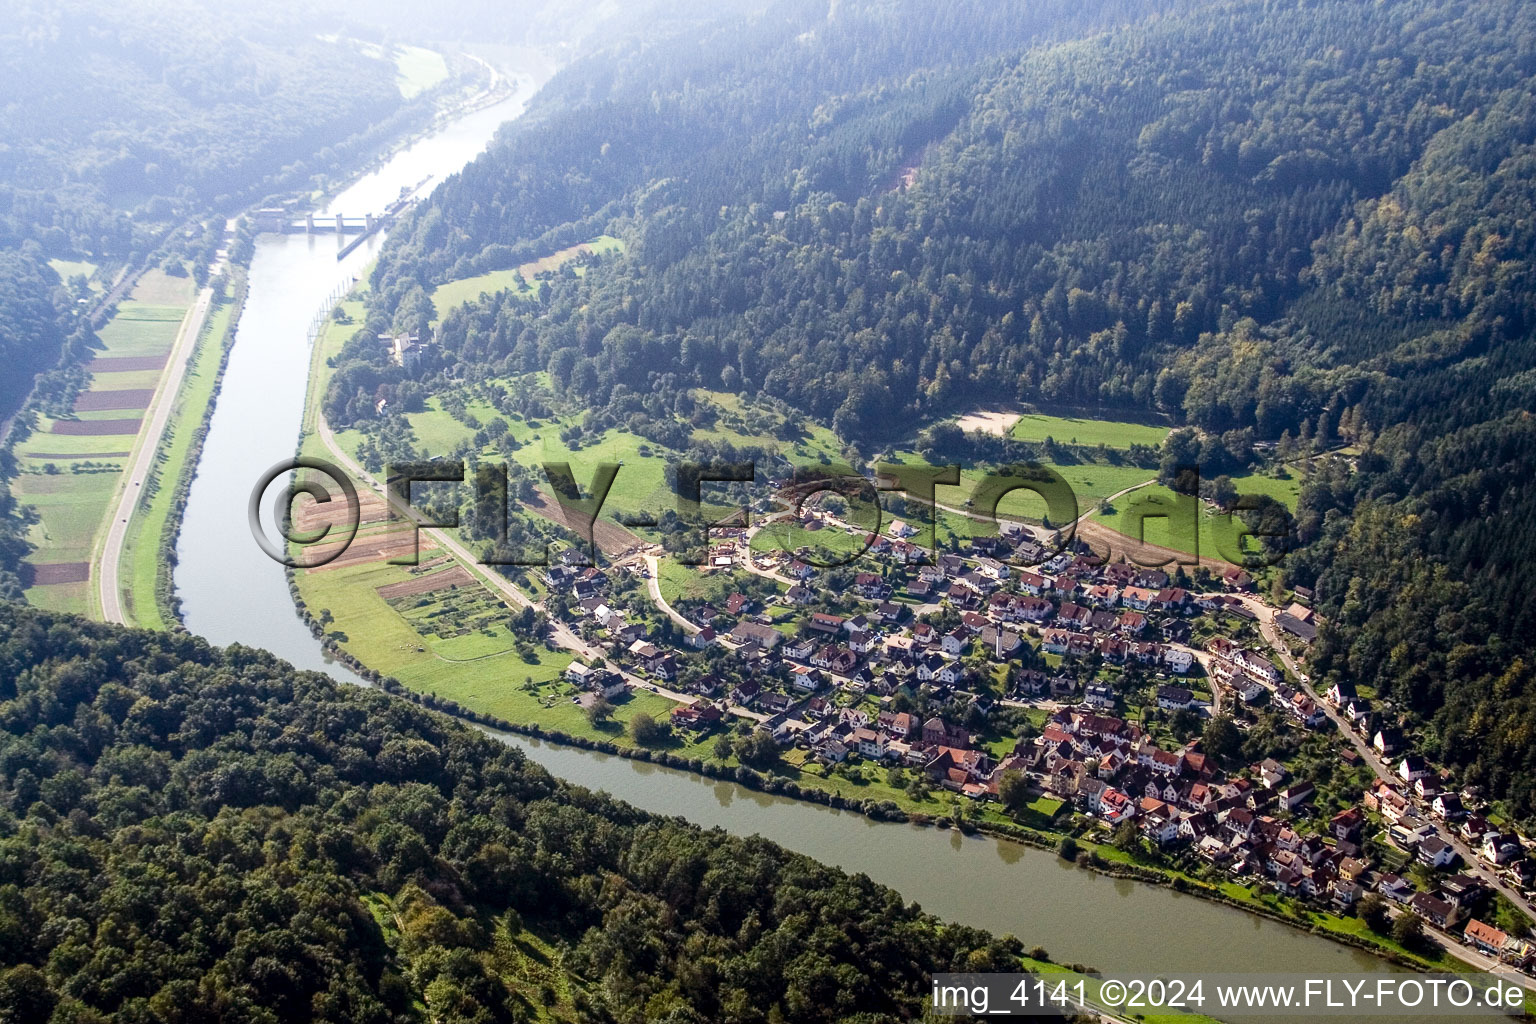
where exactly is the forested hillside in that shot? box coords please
[0,602,1024,1023]
[0,0,419,256]
[363,0,1536,817]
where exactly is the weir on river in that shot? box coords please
[171,59,1400,1022]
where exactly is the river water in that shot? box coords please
[170,61,1398,1010]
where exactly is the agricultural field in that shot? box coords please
[1009,411,1171,449]
[16,274,193,615]
[428,236,624,319]
[294,553,683,742]
[297,556,564,680]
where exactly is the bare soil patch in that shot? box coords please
[86,355,167,372]
[523,488,642,557]
[52,419,142,436]
[305,531,439,571]
[291,490,389,533]
[376,565,475,600]
[74,389,154,412]
[956,409,1022,436]
[29,562,90,584]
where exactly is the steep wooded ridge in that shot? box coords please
[0,602,1019,1023]
[0,0,411,255]
[368,0,1536,817]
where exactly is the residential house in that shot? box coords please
[1464,919,1511,958]
[1279,781,1316,811]
[1373,728,1404,756]
[729,621,782,649]
[807,612,845,634]
[1156,685,1196,710]
[1324,680,1357,707]
[1377,874,1414,902]
[1433,793,1466,820]
[1408,891,1457,929]
[1084,683,1116,709]
[1163,647,1194,674]
[1399,755,1433,783]
[1418,836,1456,868]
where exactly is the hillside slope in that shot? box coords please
[366,0,1536,819]
[0,601,1022,1023]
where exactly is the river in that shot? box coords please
[170,58,1398,1013]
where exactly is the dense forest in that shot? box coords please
[357,0,1536,818]
[0,0,423,256]
[0,601,1035,1023]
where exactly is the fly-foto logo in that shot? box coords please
[247,457,1293,569]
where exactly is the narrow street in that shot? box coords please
[1233,593,1536,928]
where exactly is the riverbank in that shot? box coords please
[285,337,1460,977]
[285,302,1465,976]
[120,269,248,628]
[288,537,1462,979]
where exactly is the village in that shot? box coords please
[532,493,1536,976]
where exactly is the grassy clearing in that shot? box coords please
[394,44,449,98]
[48,258,99,289]
[1090,471,1303,562]
[750,520,869,561]
[887,451,1156,522]
[1009,412,1170,449]
[126,267,196,306]
[507,420,674,519]
[656,559,733,606]
[429,236,625,320]
[691,390,845,467]
[118,296,236,629]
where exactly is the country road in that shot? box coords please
[99,283,216,624]
[643,553,700,634]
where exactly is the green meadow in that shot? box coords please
[428,236,625,320]
[1009,411,1171,449]
[394,44,449,98]
[1090,470,1303,562]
